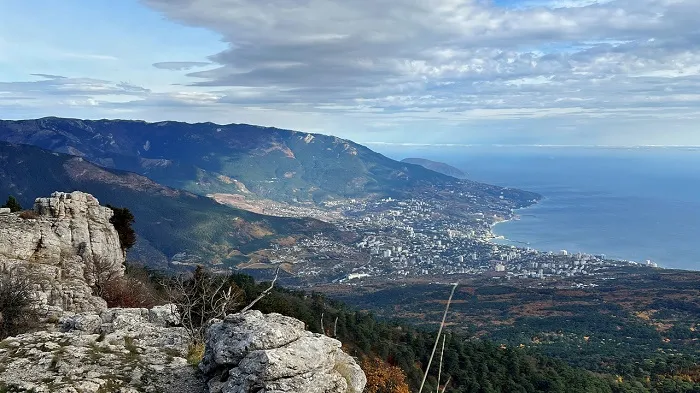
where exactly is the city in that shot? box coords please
[251,185,652,286]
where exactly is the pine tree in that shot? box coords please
[105,205,136,251]
[1,196,22,212]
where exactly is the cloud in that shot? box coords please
[137,0,700,129]
[60,52,118,61]
[30,74,67,80]
[152,61,211,70]
[0,76,152,112]
[3,0,700,145]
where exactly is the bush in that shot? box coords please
[0,274,40,339]
[166,266,244,344]
[18,210,39,220]
[102,277,161,309]
[100,265,163,309]
[361,357,411,393]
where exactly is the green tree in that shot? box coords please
[106,205,136,251]
[1,195,22,212]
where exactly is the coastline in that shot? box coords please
[486,196,545,245]
[486,196,670,269]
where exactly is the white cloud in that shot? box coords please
[136,0,700,122]
[152,61,212,70]
[3,0,700,145]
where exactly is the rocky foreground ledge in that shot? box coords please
[0,191,366,393]
[0,308,366,393]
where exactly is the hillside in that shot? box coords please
[0,142,333,268]
[0,117,484,204]
[402,157,467,178]
[322,267,700,387]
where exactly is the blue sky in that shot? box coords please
[1,0,699,145]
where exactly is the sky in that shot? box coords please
[1,0,699,146]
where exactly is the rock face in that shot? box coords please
[0,191,125,313]
[201,310,366,393]
[0,305,205,393]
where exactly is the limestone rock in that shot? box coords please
[201,310,366,393]
[0,191,125,313]
[0,305,203,393]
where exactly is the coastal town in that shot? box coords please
[256,185,654,285]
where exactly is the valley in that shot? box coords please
[1,117,699,391]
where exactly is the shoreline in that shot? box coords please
[486,197,672,270]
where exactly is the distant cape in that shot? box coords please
[401,158,467,179]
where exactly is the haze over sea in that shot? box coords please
[375,145,700,271]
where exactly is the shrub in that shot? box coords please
[102,276,161,309]
[99,265,164,309]
[186,342,206,367]
[18,210,39,220]
[361,357,411,393]
[166,266,244,344]
[0,274,40,339]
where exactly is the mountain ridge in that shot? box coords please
[0,141,333,269]
[0,117,478,204]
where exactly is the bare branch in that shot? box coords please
[240,267,280,313]
[164,266,244,344]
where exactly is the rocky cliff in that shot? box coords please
[0,191,125,313]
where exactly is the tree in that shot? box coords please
[1,196,22,212]
[106,205,136,252]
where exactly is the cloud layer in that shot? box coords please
[1,0,699,144]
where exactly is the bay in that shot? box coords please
[376,145,700,270]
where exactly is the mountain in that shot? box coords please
[0,141,333,268]
[0,117,475,204]
[401,157,467,178]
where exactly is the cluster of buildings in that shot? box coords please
[264,188,647,285]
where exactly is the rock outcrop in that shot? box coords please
[201,310,366,393]
[0,305,205,393]
[0,308,366,393]
[0,191,125,313]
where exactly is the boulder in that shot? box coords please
[201,310,366,393]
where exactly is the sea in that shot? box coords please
[374,145,700,271]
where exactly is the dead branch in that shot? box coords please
[240,267,280,313]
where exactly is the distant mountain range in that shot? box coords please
[0,117,458,204]
[0,141,332,269]
[0,117,539,270]
[401,158,467,179]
